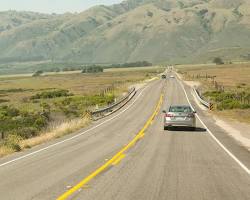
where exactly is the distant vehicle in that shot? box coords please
[161,74,167,79]
[163,105,196,130]
[170,75,175,78]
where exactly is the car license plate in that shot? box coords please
[176,117,184,120]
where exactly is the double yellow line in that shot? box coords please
[57,93,163,200]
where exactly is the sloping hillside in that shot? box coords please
[0,0,250,65]
[0,11,53,32]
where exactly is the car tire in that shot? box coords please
[190,127,196,131]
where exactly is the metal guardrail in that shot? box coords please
[193,88,213,110]
[91,87,136,116]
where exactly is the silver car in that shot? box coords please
[163,105,196,130]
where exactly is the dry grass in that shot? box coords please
[20,117,90,149]
[0,145,15,158]
[0,116,90,158]
[178,63,250,88]
[0,66,164,104]
[214,109,250,124]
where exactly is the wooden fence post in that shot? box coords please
[1,132,4,140]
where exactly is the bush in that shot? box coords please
[198,9,208,17]
[204,90,250,110]
[4,134,22,152]
[17,127,39,139]
[31,89,73,99]
[217,99,241,110]
[0,99,9,103]
[82,66,103,73]
[147,11,153,17]
[213,57,224,65]
[54,94,115,117]
[0,105,49,140]
[109,61,153,68]
[33,70,43,77]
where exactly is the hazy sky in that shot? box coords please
[0,0,123,13]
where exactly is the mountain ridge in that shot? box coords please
[0,0,250,65]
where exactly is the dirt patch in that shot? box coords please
[184,80,201,88]
[132,77,159,91]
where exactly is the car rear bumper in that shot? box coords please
[164,120,195,127]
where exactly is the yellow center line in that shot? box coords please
[57,94,163,200]
[112,153,126,166]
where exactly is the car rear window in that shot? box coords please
[169,106,192,113]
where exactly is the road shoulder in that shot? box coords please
[181,75,250,152]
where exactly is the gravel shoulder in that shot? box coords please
[212,114,250,151]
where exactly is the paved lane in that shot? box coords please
[74,76,250,200]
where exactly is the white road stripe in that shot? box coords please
[177,78,250,175]
[0,82,154,168]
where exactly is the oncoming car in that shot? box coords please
[161,74,167,79]
[163,105,196,130]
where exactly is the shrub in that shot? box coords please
[0,99,9,103]
[40,102,51,112]
[0,105,49,140]
[31,89,73,99]
[204,90,250,110]
[54,94,115,117]
[110,61,153,68]
[217,99,241,110]
[17,127,39,139]
[4,134,22,152]
[213,57,224,65]
[33,70,43,77]
[147,11,153,17]
[178,1,185,9]
[199,9,208,17]
[82,66,103,73]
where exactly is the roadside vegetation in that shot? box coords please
[0,66,164,157]
[0,61,153,75]
[213,57,224,65]
[203,90,250,110]
[177,63,250,123]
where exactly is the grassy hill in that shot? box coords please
[0,0,250,71]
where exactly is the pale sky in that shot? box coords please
[0,0,123,14]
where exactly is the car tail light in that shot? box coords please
[165,113,174,117]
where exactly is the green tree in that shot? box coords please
[32,70,43,77]
[213,57,224,65]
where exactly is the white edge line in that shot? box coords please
[0,83,152,168]
[177,77,250,175]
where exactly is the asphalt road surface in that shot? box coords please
[0,74,249,200]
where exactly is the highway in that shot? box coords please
[0,74,250,200]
